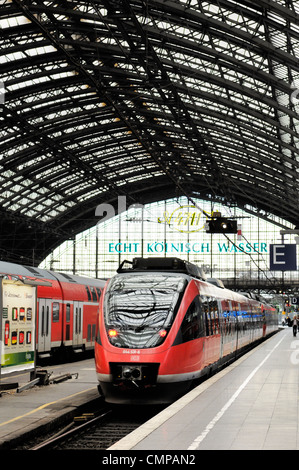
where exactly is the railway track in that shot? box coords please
[29,405,162,450]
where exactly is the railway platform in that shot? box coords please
[0,357,100,449]
[110,327,298,451]
[0,327,297,451]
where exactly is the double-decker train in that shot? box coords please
[95,257,278,404]
[0,261,105,359]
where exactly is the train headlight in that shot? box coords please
[108,329,118,338]
[158,329,167,338]
[123,368,132,378]
[132,368,141,379]
[121,366,142,380]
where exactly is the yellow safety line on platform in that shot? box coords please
[0,387,96,427]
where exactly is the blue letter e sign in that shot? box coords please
[270,244,297,271]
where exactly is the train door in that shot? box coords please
[38,298,52,353]
[73,301,83,347]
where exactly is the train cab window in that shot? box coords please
[105,273,187,349]
[66,304,70,323]
[52,302,59,322]
[90,286,98,302]
[85,286,92,301]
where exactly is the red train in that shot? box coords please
[0,261,106,359]
[95,257,278,404]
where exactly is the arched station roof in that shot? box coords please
[1,0,299,264]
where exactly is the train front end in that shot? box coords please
[95,258,198,404]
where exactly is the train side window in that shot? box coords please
[87,324,96,342]
[75,308,78,334]
[181,296,205,342]
[85,286,91,301]
[66,303,70,323]
[210,300,219,334]
[202,297,210,336]
[79,307,82,334]
[46,306,49,335]
[41,306,45,336]
[90,286,98,302]
[53,302,59,322]
[75,307,82,334]
[220,300,230,337]
[208,312,214,335]
[96,287,102,299]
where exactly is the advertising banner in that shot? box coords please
[0,279,36,375]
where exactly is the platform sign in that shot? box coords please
[0,279,37,376]
[269,244,297,271]
[291,297,299,305]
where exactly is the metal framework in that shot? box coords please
[1,0,299,265]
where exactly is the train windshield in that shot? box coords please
[104,273,187,348]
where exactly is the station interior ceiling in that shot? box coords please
[1,0,299,267]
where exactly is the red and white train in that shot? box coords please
[0,261,105,359]
[95,257,278,404]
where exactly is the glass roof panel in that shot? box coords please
[0,0,299,265]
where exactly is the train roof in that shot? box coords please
[112,258,274,308]
[207,278,225,288]
[117,257,207,281]
[0,260,105,286]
